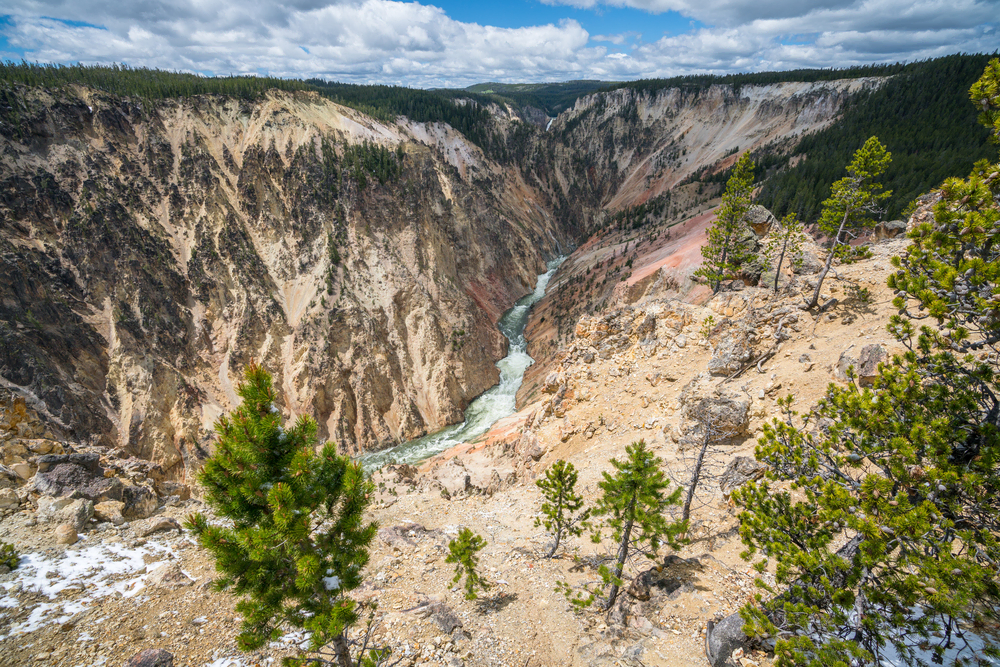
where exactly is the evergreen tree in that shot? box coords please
[806,136,891,309]
[590,440,685,610]
[446,528,488,600]
[535,460,590,558]
[763,213,806,291]
[186,364,378,667]
[695,154,756,292]
[730,61,1000,667]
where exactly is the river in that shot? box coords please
[360,256,565,471]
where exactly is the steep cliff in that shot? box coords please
[0,85,568,478]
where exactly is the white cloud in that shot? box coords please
[0,0,996,87]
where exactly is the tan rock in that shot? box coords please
[132,516,182,537]
[0,487,18,510]
[11,461,33,480]
[149,563,194,589]
[94,501,127,526]
[54,523,78,545]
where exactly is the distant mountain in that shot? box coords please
[463,80,609,116]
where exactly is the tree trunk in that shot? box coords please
[682,432,711,525]
[546,490,565,558]
[605,515,634,610]
[773,235,788,291]
[806,212,850,309]
[332,632,353,667]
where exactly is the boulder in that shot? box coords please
[0,464,18,489]
[126,649,173,667]
[37,496,93,531]
[678,375,750,448]
[835,347,857,381]
[708,330,753,376]
[0,487,18,510]
[94,501,126,525]
[122,485,159,520]
[626,566,684,602]
[132,516,182,537]
[745,205,777,236]
[149,563,194,589]
[54,523,78,545]
[10,462,32,480]
[874,220,907,240]
[856,344,886,386]
[718,457,768,498]
[33,455,122,502]
[155,481,190,501]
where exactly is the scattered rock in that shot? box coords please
[126,648,174,667]
[626,566,683,601]
[54,523,78,545]
[155,481,190,501]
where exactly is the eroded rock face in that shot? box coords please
[0,86,568,476]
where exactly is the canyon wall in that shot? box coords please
[0,86,567,478]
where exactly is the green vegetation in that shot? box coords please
[695,153,756,292]
[733,60,1000,667]
[0,541,19,570]
[464,80,608,115]
[763,213,806,291]
[807,136,891,309]
[535,459,590,558]
[757,54,997,222]
[186,364,379,667]
[578,440,684,610]
[0,61,310,100]
[446,528,489,600]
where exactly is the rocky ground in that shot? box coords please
[0,204,917,666]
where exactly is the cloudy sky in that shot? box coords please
[0,0,996,88]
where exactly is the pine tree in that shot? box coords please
[534,460,590,558]
[763,213,806,291]
[694,153,756,292]
[725,61,1000,667]
[806,136,891,309]
[446,528,488,600]
[590,440,685,610]
[186,363,378,667]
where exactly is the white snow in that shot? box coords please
[0,539,176,639]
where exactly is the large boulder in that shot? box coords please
[745,205,777,236]
[37,496,94,531]
[122,485,159,520]
[677,375,750,449]
[708,329,753,377]
[32,453,122,502]
[874,220,907,240]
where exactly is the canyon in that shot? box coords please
[0,75,875,483]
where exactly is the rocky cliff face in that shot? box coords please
[0,86,567,478]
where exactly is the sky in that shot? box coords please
[0,0,997,88]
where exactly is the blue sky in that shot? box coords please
[0,0,996,88]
